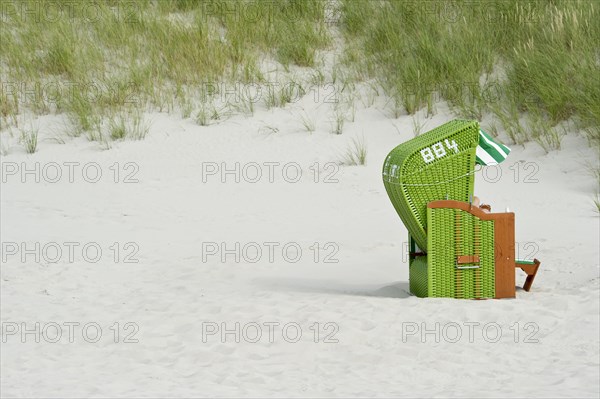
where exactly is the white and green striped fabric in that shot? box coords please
[476,129,511,165]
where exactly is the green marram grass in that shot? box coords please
[1,0,598,152]
[0,0,332,140]
[340,0,600,147]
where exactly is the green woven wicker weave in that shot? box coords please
[425,207,495,299]
[383,120,480,251]
[409,253,429,298]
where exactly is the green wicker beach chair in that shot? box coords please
[383,119,540,299]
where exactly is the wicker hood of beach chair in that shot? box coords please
[382,119,480,251]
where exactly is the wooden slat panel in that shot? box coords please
[493,216,515,298]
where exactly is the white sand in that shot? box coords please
[1,89,599,398]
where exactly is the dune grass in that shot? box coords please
[340,0,600,147]
[0,0,332,144]
[1,0,598,155]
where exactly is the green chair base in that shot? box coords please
[409,255,429,298]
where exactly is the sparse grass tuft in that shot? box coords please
[19,125,39,154]
[196,102,212,127]
[342,137,367,165]
[299,111,316,132]
[412,115,428,137]
[102,110,150,142]
[527,111,564,153]
[258,125,279,135]
[196,101,226,126]
[109,116,127,141]
[332,105,346,134]
[127,111,151,141]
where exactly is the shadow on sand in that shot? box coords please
[253,277,412,299]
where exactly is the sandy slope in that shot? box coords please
[1,93,599,398]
